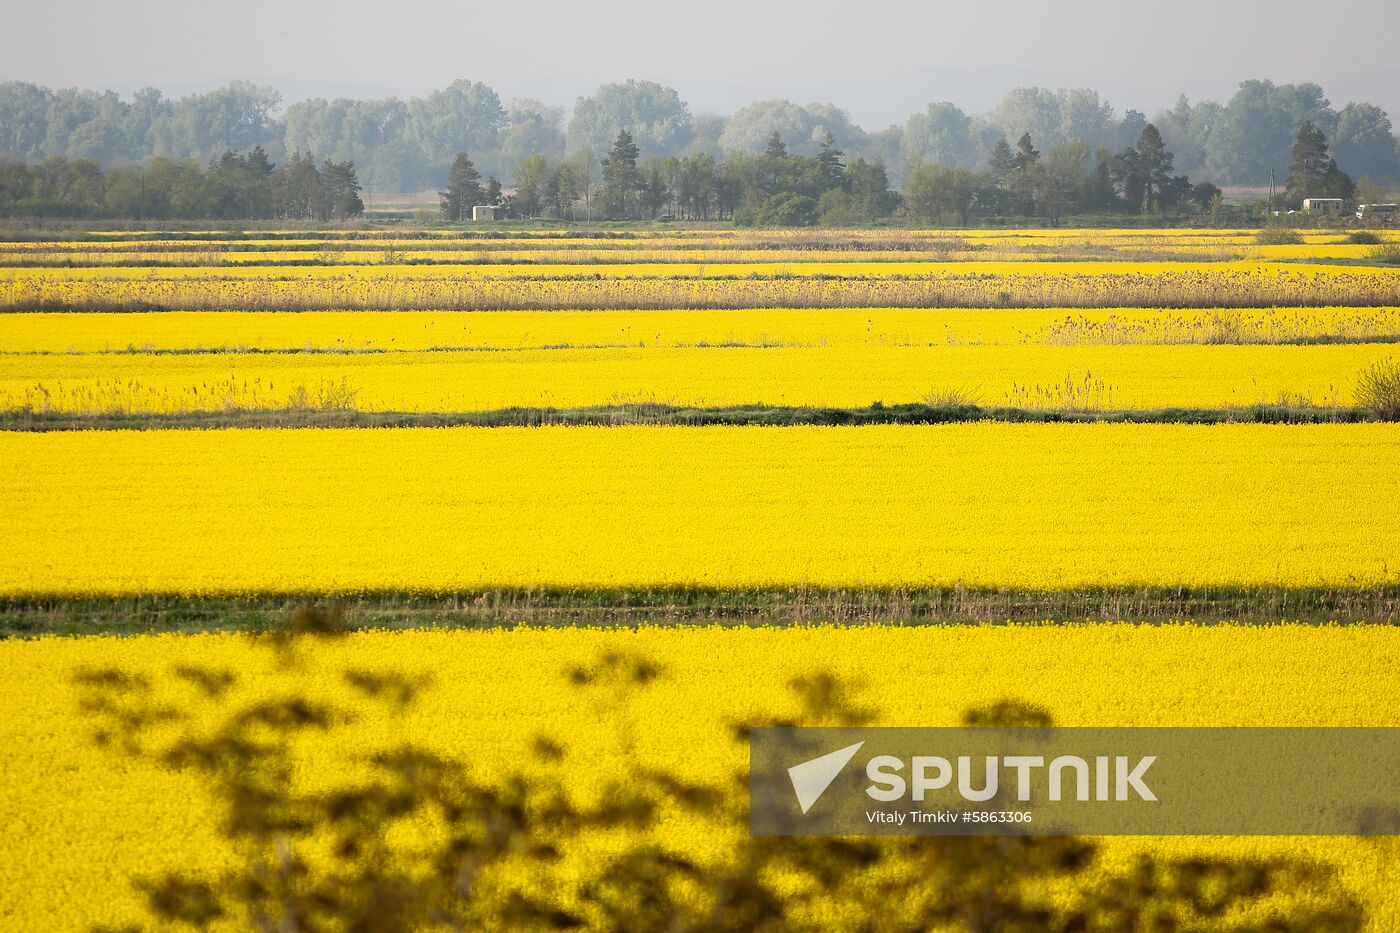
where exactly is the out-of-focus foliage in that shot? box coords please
[39,618,1370,931]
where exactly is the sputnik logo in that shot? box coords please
[787,742,865,814]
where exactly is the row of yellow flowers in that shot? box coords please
[4,307,1399,354]
[6,258,1394,280]
[6,228,1380,248]
[4,262,1399,310]
[2,341,1389,414]
[2,424,1396,596]
[2,243,1392,265]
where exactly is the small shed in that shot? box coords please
[1302,198,1343,214]
[472,205,504,221]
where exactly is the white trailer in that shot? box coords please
[1301,198,1344,214]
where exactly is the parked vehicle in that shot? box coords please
[1355,203,1398,223]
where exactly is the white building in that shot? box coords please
[1301,198,1344,214]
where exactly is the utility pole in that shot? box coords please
[1267,168,1276,219]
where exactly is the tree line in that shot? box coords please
[1,116,1349,224]
[466,130,897,224]
[902,119,1359,225]
[2,77,1397,196]
[436,119,1275,226]
[903,126,1218,226]
[0,148,363,220]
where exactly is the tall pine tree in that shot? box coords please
[600,130,641,219]
[815,133,846,193]
[1119,124,1176,212]
[988,137,1015,182]
[1284,121,1354,205]
[439,152,483,221]
[1136,125,1174,207]
[322,160,364,219]
[761,132,790,194]
[1012,133,1040,169]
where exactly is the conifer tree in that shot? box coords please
[1012,133,1040,169]
[988,137,1015,182]
[322,159,364,219]
[815,133,846,193]
[439,152,482,221]
[1284,121,1355,205]
[600,129,641,219]
[761,131,790,194]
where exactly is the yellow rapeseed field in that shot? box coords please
[20,259,1306,280]
[5,227,1400,931]
[2,624,1398,931]
[2,341,1388,413]
[7,247,1039,265]
[5,260,1400,310]
[4,306,1399,353]
[1,424,1396,596]
[4,241,1390,265]
[5,228,1384,250]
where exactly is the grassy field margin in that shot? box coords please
[5,585,1400,636]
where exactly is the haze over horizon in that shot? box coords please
[4,0,1398,127]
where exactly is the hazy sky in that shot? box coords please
[4,0,1398,127]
